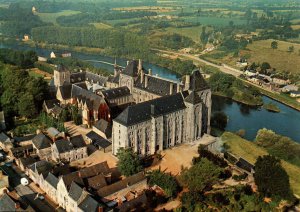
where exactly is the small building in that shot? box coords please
[93,119,112,139]
[281,84,298,93]
[38,56,47,62]
[85,131,112,152]
[10,145,34,158]
[23,34,30,41]
[290,91,300,98]
[13,134,35,147]
[0,171,9,195]
[50,52,56,58]
[27,160,53,185]
[0,132,13,151]
[61,52,71,58]
[32,133,52,160]
[235,157,255,173]
[47,127,62,141]
[16,156,39,172]
[97,172,147,203]
[51,136,87,162]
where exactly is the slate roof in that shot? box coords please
[70,135,86,148]
[114,91,188,126]
[184,91,203,104]
[70,72,85,83]
[13,135,35,143]
[87,174,107,190]
[52,164,74,177]
[62,172,85,188]
[94,119,112,138]
[53,139,73,154]
[135,74,180,96]
[107,75,119,84]
[45,172,59,189]
[58,84,72,100]
[51,105,63,116]
[0,193,16,212]
[117,193,148,211]
[29,160,53,176]
[69,181,84,202]
[32,133,52,150]
[79,161,110,178]
[44,99,60,110]
[122,60,141,77]
[97,172,146,197]
[0,132,10,143]
[236,158,254,173]
[86,131,112,149]
[78,195,100,212]
[19,156,39,168]
[101,86,130,100]
[71,84,106,111]
[47,127,60,138]
[188,70,210,91]
[85,72,108,86]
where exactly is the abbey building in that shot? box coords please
[50,59,211,156]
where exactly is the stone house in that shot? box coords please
[51,135,87,162]
[97,172,147,204]
[41,172,59,203]
[0,132,13,151]
[32,133,52,160]
[0,170,9,196]
[16,156,39,172]
[92,119,112,139]
[27,160,53,185]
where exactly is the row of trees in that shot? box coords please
[0,49,38,69]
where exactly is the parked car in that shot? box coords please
[21,177,29,186]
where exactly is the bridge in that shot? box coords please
[84,60,125,68]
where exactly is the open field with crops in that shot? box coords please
[36,10,81,25]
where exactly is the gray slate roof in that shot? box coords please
[58,84,72,100]
[44,99,60,110]
[94,119,112,138]
[28,160,53,176]
[0,193,16,212]
[101,86,130,100]
[135,74,180,96]
[69,181,84,202]
[188,70,209,91]
[32,133,52,150]
[114,91,188,126]
[78,195,99,212]
[45,172,59,189]
[53,139,73,154]
[97,172,146,197]
[70,135,86,148]
[184,91,203,104]
[122,60,141,77]
[0,132,10,143]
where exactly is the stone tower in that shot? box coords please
[54,65,70,87]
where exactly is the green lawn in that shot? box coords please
[36,10,81,25]
[90,22,113,29]
[181,16,246,26]
[222,132,300,196]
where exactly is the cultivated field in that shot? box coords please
[36,10,81,25]
[91,22,113,29]
[112,6,175,13]
[222,132,300,196]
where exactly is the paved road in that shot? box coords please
[152,48,243,77]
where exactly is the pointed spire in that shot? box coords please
[114,57,117,68]
[138,59,142,73]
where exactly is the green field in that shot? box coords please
[222,132,300,196]
[181,16,246,26]
[0,3,9,8]
[90,22,113,29]
[106,17,141,25]
[36,10,81,25]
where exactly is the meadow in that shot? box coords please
[222,132,300,197]
[36,10,81,25]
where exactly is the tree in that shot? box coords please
[148,170,179,198]
[260,62,271,71]
[271,41,278,49]
[211,112,228,130]
[254,155,293,200]
[117,148,143,177]
[180,158,222,192]
[18,93,37,118]
[288,45,294,53]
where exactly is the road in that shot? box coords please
[152,48,243,77]
[0,164,56,212]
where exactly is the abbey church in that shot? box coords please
[50,59,212,156]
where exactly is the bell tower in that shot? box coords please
[54,64,70,87]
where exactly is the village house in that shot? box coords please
[290,91,300,98]
[16,156,39,172]
[282,84,299,93]
[51,135,87,162]
[0,170,9,195]
[0,132,13,151]
[97,172,147,205]
[32,133,52,160]
[27,160,53,185]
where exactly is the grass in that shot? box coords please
[163,26,204,43]
[106,17,141,25]
[181,16,246,26]
[90,22,112,29]
[112,6,175,13]
[36,10,81,25]
[242,39,300,74]
[222,132,300,196]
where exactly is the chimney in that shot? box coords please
[145,75,148,88]
[177,83,181,92]
[140,70,144,84]
[138,59,142,74]
[148,69,152,76]
[151,104,155,115]
[185,75,190,90]
[169,83,173,95]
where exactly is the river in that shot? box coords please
[2,43,300,142]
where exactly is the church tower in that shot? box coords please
[54,64,70,87]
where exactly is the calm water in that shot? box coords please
[2,43,300,142]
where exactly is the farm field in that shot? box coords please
[112,6,175,13]
[36,10,81,25]
[91,22,113,29]
[222,132,300,196]
[181,16,246,26]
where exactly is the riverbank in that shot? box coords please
[263,102,280,113]
[213,92,263,107]
[222,132,300,196]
